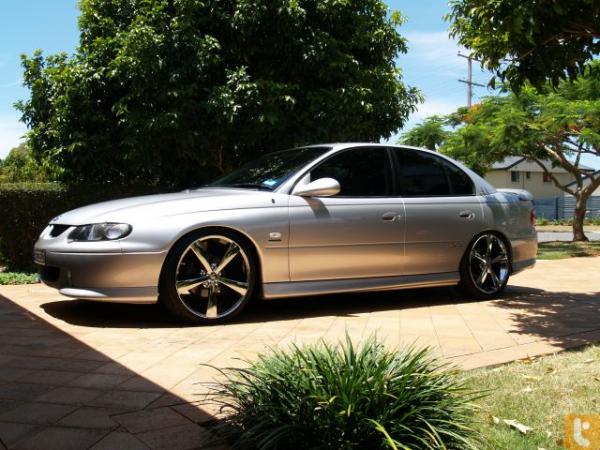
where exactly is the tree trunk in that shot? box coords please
[572,194,589,242]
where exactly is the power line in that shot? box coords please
[457,52,486,107]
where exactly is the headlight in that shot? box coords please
[69,223,132,241]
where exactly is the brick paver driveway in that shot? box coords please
[1,257,599,449]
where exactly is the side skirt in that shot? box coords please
[262,272,460,299]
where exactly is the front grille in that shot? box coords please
[49,225,70,237]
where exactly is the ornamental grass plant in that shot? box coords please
[206,335,481,449]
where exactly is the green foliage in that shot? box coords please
[440,63,600,187]
[17,0,421,187]
[407,62,600,240]
[0,272,39,285]
[0,143,52,183]
[0,183,162,270]
[446,0,600,90]
[207,336,480,450]
[398,115,449,151]
[443,68,600,241]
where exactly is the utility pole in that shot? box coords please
[458,52,485,107]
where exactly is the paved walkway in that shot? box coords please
[0,257,599,449]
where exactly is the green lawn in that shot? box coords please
[0,271,39,285]
[537,241,600,260]
[465,344,600,450]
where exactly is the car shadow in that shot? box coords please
[38,284,600,350]
[41,299,181,328]
[38,284,554,324]
[39,286,472,328]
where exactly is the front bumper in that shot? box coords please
[36,249,165,304]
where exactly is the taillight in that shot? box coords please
[530,209,536,225]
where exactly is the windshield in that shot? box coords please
[209,146,331,190]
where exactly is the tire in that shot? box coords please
[458,232,510,299]
[159,229,256,324]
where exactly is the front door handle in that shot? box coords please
[459,210,475,219]
[382,211,401,222]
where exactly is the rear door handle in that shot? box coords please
[459,210,475,219]
[382,211,401,222]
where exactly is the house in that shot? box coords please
[563,170,600,197]
[484,157,594,199]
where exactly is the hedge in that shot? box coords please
[0,183,164,270]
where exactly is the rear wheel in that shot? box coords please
[159,230,255,324]
[458,233,510,299]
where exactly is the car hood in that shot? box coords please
[51,188,281,225]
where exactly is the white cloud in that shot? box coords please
[404,31,457,57]
[412,98,460,120]
[0,114,26,158]
[402,31,465,76]
[382,99,461,145]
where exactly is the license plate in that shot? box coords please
[33,249,46,265]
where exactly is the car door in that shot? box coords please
[288,146,406,281]
[390,147,483,276]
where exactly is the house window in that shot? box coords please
[525,171,531,180]
[543,172,552,183]
[510,171,520,183]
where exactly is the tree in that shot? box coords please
[407,62,600,241]
[0,143,51,183]
[398,115,448,151]
[17,0,421,187]
[447,0,600,90]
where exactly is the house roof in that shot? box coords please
[565,170,600,188]
[490,157,594,173]
[490,156,524,170]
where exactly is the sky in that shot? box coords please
[386,1,492,141]
[0,1,597,169]
[0,0,79,157]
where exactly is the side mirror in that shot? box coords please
[293,177,340,197]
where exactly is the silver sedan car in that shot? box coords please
[34,144,537,324]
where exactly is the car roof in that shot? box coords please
[312,142,444,156]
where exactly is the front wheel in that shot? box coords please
[159,230,255,324]
[458,233,510,299]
